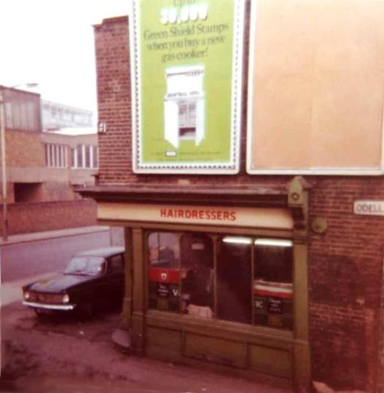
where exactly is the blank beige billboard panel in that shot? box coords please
[247,0,384,174]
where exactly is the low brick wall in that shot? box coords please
[0,200,97,236]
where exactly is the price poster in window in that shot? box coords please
[130,0,245,174]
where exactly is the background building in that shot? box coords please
[42,100,93,131]
[0,85,98,236]
[80,2,384,393]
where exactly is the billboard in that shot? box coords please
[130,0,245,174]
[247,0,384,175]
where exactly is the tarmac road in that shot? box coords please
[0,227,112,283]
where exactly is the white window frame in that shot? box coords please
[46,143,68,168]
[71,144,98,169]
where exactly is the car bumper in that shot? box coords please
[22,301,76,311]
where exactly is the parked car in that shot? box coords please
[22,247,125,318]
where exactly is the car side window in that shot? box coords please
[108,254,124,273]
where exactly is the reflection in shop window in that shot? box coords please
[146,231,293,330]
[181,233,214,318]
[148,232,181,312]
[254,239,293,330]
[217,236,252,324]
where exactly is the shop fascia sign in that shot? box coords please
[130,0,245,174]
[98,202,294,230]
[354,201,384,216]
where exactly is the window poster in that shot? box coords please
[130,0,245,174]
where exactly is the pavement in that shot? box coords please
[1,271,56,308]
[1,301,294,393]
[0,226,111,247]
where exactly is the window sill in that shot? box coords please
[71,167,98,171]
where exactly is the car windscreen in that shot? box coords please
[64,256,105,276]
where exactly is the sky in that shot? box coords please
[0,0,130,119]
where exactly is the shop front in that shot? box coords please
[82,177,311,390]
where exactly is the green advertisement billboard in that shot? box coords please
[130,0,245,174]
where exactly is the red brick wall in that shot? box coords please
[379,270,384,393]
[41,182,78,202]
[307,177,384,391]
[94,16,133,185]
[6,130,45,167]
[0,200,97,236]
[0,183,15,204]
[94,14,384,392]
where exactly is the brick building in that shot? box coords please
[42,100,93,132]
[0,85,98,236]
[81,2,384,392]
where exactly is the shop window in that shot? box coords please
[180,233,214,318]
[217,236,252,324]
[146,231,293,330]
[148,232,181,313]
[253,239,293,330]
